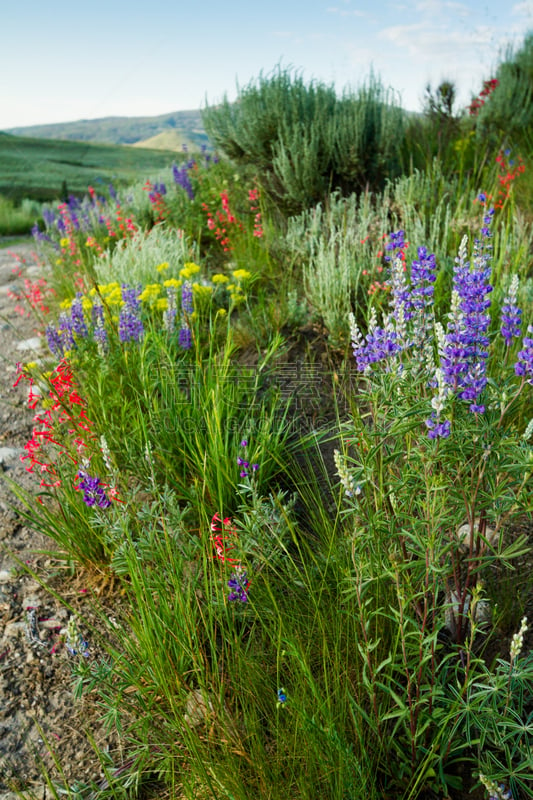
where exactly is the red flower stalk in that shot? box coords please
[210,512,241,566]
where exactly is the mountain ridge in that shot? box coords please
[5,109,209,151]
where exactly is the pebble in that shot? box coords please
[40,618,63,630]
[0,569,13,583]
[1,621,26,640]
[15,336,42,352]
[0,447,24,466]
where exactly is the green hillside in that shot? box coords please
[0,132,182,202]
[131,130,197,152]
[5,109,209,150]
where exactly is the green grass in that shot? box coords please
[0,131,185,202]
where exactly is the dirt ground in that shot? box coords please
[0,240,121,798]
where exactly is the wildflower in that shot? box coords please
[510,616,528,661]
[57,313,76,352]
[228,569,249,603]
[478,774,513,800]
[163,278,182,289]
[277,688,287,706]
[139,283,162,302]
[118,284,144,343]
[92,301,108,353]
[352,325,402,372]
[441,226,493,412]
[65,615,90,658]
[180,262,201,280]
[156,261,169,272]
[179,325,192,350]
[333,448,357,497]
[425,415,451,440]
[500,275,522,345]
[181,282,194,315]
[70,293,89,338]
[211,512,240,565]
[77,469,111,509]
[45,324,64,358]
[163,286,177,333]
[212,273,229,284]
[231,269,251,281]
[172,162,194,199]
[514,325,533,383]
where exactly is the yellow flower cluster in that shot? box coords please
[212,273,230,284]
[139,284,162,303]
[192,283,214,300]
[231,269,251,281]
[90,282,123,306]
[59,237,70,248]
[163,278,182,289]
[156,261,170,272]
[180,262,201,280]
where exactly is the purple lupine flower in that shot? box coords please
[77,470,111,509]
[441,222,494,412]
[45,324,64,358]
[388,254,412,325]
[181,282,193,315]
[58,313,76,351]
[489,785,513,800]
[70,293,89,338]
[228,570,249,603]
[179,325,192,350]
[500,275,522,345]
[352,327,402,372]
[108,183,117,202]
[163,286,178,333]
[32,223,52,244]
[119,285,144,343]
[425,415,451,440]
[172,162,194,200]
[42,208,55,228]
[410,247,437,311]
[91,302,108,351]
[515,325,533,383]
[153,182,167,196]
[384,229,406,262]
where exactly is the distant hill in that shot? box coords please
[0,131,184,202]
[131,130,196,152]
[5,109,210,151]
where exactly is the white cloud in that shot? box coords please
[511,0,533,15]
[415,0,470,16]
[327,6,369,17]
[378,21,495,59]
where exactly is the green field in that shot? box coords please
[0,131,184,202]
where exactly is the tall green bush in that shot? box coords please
[202,68,406,213]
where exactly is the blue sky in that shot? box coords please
[2,0,532,129]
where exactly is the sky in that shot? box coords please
[2,0,532,130]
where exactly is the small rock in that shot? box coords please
[0,569,14,583]
[23,596,41,610]
[40,618,63,630]
[0,447,24,467]
[2,620,26,640]
[16,336,42,352]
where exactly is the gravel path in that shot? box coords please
[0,242,115,797]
